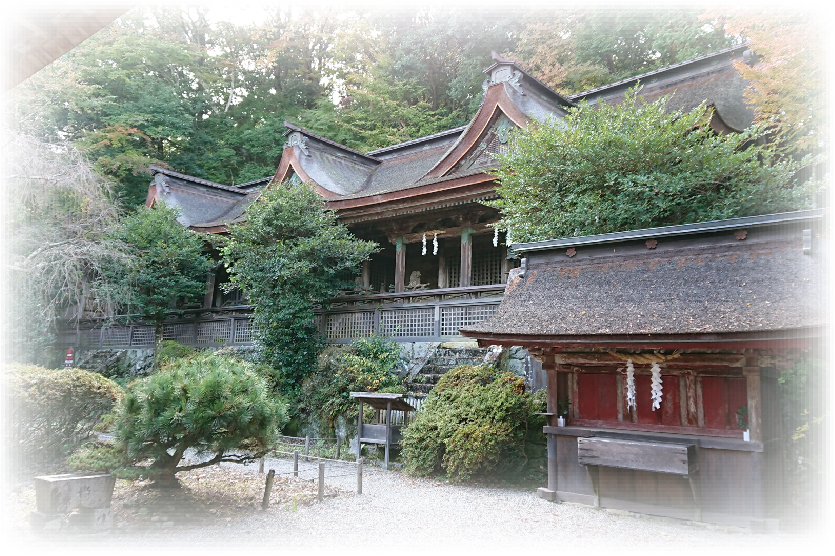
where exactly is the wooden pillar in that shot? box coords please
[744,364,765,519]
[361,260,371,290]
[394,237,406,293]
[385,401,392,471]
[356,399,363,463]
[203,272,216,309]
[437,241,447,289]
[460,228,473,287]
[537,353,559,502]
[500,245,511,284]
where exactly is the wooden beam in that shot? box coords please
[203,273,216,309]
[437,241,447,289]
[744,366,762,443]
[553,352,747,369]
[460,228,473,287]
[394,237,406,293]
[361,260,370,289]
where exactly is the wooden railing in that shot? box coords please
[66,285,505,348]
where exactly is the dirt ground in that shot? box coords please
[4,456,826,556]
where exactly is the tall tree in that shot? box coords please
[221,183,377,394]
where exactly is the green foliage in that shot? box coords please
[101,202,213,325]
[68,441,144,480]
[113,352,288,482]
[154,340,196,368]
[778,356,827,509]
[3,364,124,469]
[222,183,377,394]
[401,365,545,482]
[493,87,822,243]
[299,336,404,428]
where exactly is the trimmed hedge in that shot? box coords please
[401,365,545,482]
[3,364,123,468]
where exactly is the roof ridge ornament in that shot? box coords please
[286,132,309,156]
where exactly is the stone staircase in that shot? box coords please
[404,347,488,394]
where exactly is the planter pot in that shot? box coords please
[557,416,565,427]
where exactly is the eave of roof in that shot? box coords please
[568,42,749,101]
[150,165,247,195]
[283,121,381,163]
[511,209,825,254]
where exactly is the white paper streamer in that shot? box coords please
[650,362,663,410]
[422,233,427,255]
[506,228,513,246]
[433,233,438,255]
[625,359,636,411]
[493,226,499,247]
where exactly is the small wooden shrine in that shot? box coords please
[351,392,416,470]
[462,210,826,529]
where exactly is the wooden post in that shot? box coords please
[744,367,763,442]
[545,357,559,496]
[336,437,341,459]
[356,400,363,463]
[357,458,363,494]
[437,241,447,289]
[317,462,324,502]
[203,272,216,309]
[385,401,392,470]
[394,237,406,293]
[261,469,275,510]
[304,435,310,461]
[361,260,370,290]
[500,244,511,284]
[460,228,473,287]
[293,450,299,477]
[258,456,264,474]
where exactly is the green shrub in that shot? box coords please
[298,336,403,430]
[401,365,545,482]
[154,340,196,368]
[3,364,124,469]
[112,352,287,484]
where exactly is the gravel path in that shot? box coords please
[7,454,823,555]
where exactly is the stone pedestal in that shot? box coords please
[31,473,116,531]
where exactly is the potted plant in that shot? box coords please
[737,406,749,441]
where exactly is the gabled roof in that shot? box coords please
[146,45,759,230]
[462,210,826,345]
[570,43,754,132]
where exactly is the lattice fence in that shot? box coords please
[130,326,155,346]
[472,248,502,286]
[446,256,460,288]
[233,319,258,343]
[101,327,130,348]
[326,312,374,339]
[440,305,499,336]
[196,320,231,344]
[379,308,434,337]
[162,323,195,344]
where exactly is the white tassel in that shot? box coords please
[493,226,499,247]
[625,359,636,411]
[650,362,663,410]
[422,233,427,256]
[433,233,438,255]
